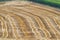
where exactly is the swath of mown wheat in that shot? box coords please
[0,1,60,40]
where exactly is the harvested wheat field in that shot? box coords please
[0,1,60,40]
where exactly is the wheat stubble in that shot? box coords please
[0,1,60,40]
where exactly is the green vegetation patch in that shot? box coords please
[44,0,60,4]
[29,0,60,8]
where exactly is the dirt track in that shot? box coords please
[0,1,60,40]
